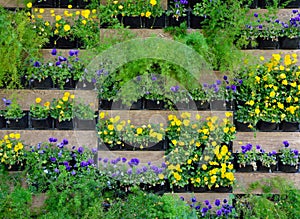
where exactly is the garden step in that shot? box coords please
[233,132,300,152]
[0,130,98,150]
[0,89,98,110]
[97,151,165,165]
[234,172,300,194]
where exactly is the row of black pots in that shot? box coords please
[243,37,300,50]
[0,114,96,130]
[99,98,234,111]
[235,120,300,132]
[33,0,91,8]
[236,162,299,173]
[98,140,167,151]
[43,36,84,49]
[28,78,95,90]
[102,13,205,29]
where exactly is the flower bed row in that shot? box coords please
[0,92,96,130]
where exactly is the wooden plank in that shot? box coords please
[0,130,98,150]
[97,150,165,164]
[234,172,300,194]
[0,0,24,8]
[233,132,300,152]
[166,192,232,205]
[0,89,98,110]
[99,110,231,126]
[249,9,299,22]
[243,50,300,65]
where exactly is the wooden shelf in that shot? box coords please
[233,132,300,152]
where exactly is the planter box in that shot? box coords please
[278,164,298,173]
[280,0,300,8]
[74,118,96,130]
[33,0,56,7]
[55,119,74,130]
[121,16,145,28]
[58,0,77,8]
[6,114,28,129]
[31,117,53,130]
[256,121,279,132]
[144,99,166,110]
[77,0,91,8]
[189,100,210,110]
[189,14,204,29]
[257,38,279,49]
[55,37,78,49]
[145,15,166,29]
[30,77,54,89]
[279,37,300,49]
[167,16,188,27]
[279,121,299,132]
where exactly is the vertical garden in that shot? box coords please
[1,0,300,218]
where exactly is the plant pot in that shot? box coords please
[278,164,298,173]
[210,186,233,193]
[256,121,278,131]
[168,16,188,27]
[257,37,279,49]
[123,98,144,110]
[121,16,145,28]
[234,121,254,132]
[61,78,78,90]
[31,117,53,130]
[43,36,55,49]
[248,0,258,8]
[99,142,121,151]
[0,116,6,129]
[237,164,256,172]
[55,37,78,49]
[76,80,96,90]
[6,115,28,129]
[189,14,204,29]
[279,37,300,49]
[58,0,77,8]
[77,0,91,8]
[33,0,56,7]
[140,183,169,194]
[280,121,299,132]
[30,77,54,89]
[210,100,227,110]
[145,15,166,28]
[4,162,26,171]
[74,118,95,130]
[257,164,277,173]
[280,0,300,8]
[144,99,166,110]
[189,184,208,192]
[120,140,164,151]
[55,119,74,130]
[99,99,113,110]
[172,185,188,193]
[189,100,210,110]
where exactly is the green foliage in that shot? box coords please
[0,7,45,88]
[235,177,300,219]
[106,187,197,219]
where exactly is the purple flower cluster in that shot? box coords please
[2,98,11,106]
[187,197,235,217]
[241,143,253,154]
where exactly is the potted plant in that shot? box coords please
[257,148,277,172]
[98,157,167,191]
[25,137,97,192]
[2,98,27,129]
[73,100,96,130]
[144,0,165,28]
[278,10,300,49]
[278,140,299,173]
[167,0,188,26]
[246,12,282,49]
[121,122,165,150]
[97,113,123,150]
[0,133,25,171]
[27,59,54,89]
[29,97,52,129]
[236,143,260,172]
[50,92,75,129]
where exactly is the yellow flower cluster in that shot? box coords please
[0,133,24,165]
